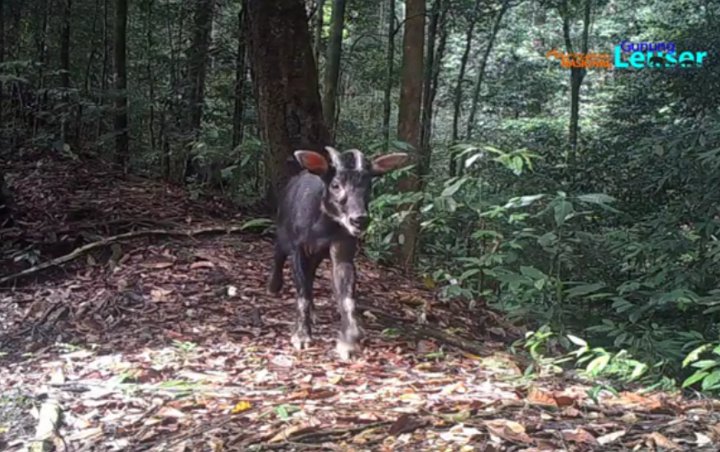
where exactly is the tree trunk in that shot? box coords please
[381,0,395,152]
[233,7,247,148]
[322,0,346,139]
[0,166,12,228]
[244,0,330,207]
[113,0,129,168]
[395,0,425,274]
[146,0,156,154]
[465,0,510,142]
[449,0,481,176]
[563,0,592,155]
[314,0,325,70]
[0,0,5,125]
[60,0,71,89]
[419,0,445,167]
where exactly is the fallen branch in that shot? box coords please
[359,303,491,357]
[0,225,249,285]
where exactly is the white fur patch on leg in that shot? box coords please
[336,338,357,360]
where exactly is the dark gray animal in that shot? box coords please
[267,146,408,359]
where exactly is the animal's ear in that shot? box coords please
[294,150,329,175]
[370,153,409,176]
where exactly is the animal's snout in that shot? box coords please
[349,215,370,231]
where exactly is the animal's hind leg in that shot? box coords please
[267,244,286,296]
[290,251,314,350]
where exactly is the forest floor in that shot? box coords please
[2,151,720,451]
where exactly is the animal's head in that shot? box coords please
[294,146,408,237]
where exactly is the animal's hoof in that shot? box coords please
[336,339,360,361]
[291,331,312,350]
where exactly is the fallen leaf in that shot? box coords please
[328,375,343,385]
[562,428,598,445]
[190,260,215,269]
[157,407,186,419]
[695,432,712,447]
[553,394,576,407]
[231,401,252,414]
[646,432,679,450]
[268,424,307,443]
[143,261,174,269]
[597,430,626,445]
[439,424,483,444]
[561,406,582,418]
[389,414,419,436]
[484,419,533,444]
[399,392,423,402]
[603,391,663,412]
[150,288,173,302]
[527,387,557,407]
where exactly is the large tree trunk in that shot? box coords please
[322,0,346,139]
[0,0,5,125]
[465,0,510,142]
[233,7,247,148]
[245,0,330,207]
[381,0,395,152]
[449,0,481,176]
[395,0,425,274]
[146,0,156,154]
[113,0,128,168]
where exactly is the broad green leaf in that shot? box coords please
[520,266,546,280]
[586,354,610,375]
[683,370,709,388]
[567,334,588,347]
[441,177,469,198]
[553,200,574,227]
[577,193,616,204]
[683,344,711,367]
[701,369,720,390]
[690,359,719,370]
[565,282,606,299]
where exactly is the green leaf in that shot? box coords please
[701,370,720,390]
[567,334,588,347]
[520,266,546,280]
[690,359,719,370]
[565,282,606,299]
[683,344,711,367]
[683,370,709,388]
[586,354,610,375]
[553,200,574,227]
[504,194,545,209]
[577,193,616,204]
[441,177,469,198]
[240,218,273,231]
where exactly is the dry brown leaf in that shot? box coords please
[268,424,308,443]
[604,391,663,412]
[143,261,174,269]
[562,428,598,445]
[553,394,576,407]
[150,288,173,302]
[560,406,582,418]
[190,260,214,269]
[484,419,533,444]
[157,407,186,419]
[388,414,419,436]
[597,430,626,445]
[527,387,557,407]
[645,432,679,450]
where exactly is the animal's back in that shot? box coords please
[277,171,325,245]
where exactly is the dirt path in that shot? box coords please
[2,153,719,451]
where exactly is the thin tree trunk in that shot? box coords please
[314,0,325,69]
[233,8,247,148]
[0,0,5,125]
[563,0,592,155]
[146,0,156,153]
[395,0,425,274]
[83,0,100,94]
[382,0,395,152]
[419,0,442,164]
[322,0,346,139]
[244,0,330,207]
[60,0,71,89]
[449,0,481,176]
[465,0,510,142]
[97,0,108,139]
[113,0,129,167]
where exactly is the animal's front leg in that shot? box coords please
[330,241,363,360]
[290,251,313,350]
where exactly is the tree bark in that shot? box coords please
[419,0,446,168]
[146,0,156,154]
[60,0,71,89]
[113,0,129,168]
[0,0,5,125]
[322,0,346,139]
[562,0,592,155]
[395,0,425,274]
[449,0,481,176]
[0,166,11,228]
[465,0,510,142]
[314,0,325,71]
[244,0,330,207]
[381,0,395,152]
[233,8,247,148]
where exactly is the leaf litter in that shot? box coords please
[1,152,720,450]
